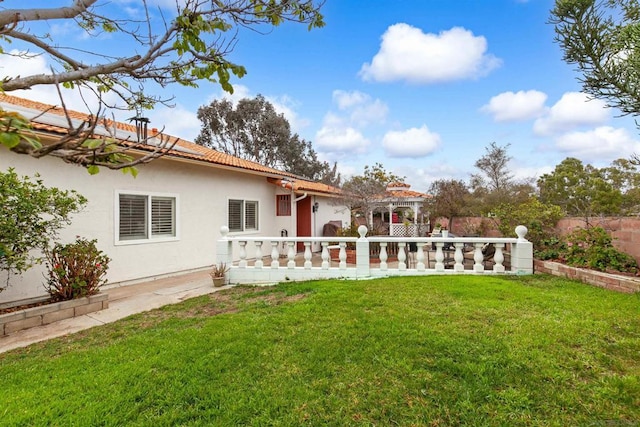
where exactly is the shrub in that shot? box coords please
[0,168,86,291]
[44,238,110,301]
[563,227,638,274]
[493,198,564,249]
[535,236,567,260]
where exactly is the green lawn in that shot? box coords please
[1,275,639,426]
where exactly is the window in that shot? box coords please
[276,194,291,216]
[117,192,177,243]
[228,199,259,232]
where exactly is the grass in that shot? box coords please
[1,275,639,426]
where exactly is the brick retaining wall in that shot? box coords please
[534,259,640,293]
[0,293,109,336]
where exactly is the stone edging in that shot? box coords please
[534,259,640,293]
[0,293,109,337]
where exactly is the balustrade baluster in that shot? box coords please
[238,241,247,268]
[287,241,296,268]
[321,242,329,269]
[493,243,505,273]
[473,243,484,273]
[304,242,312,269]
[254,241,263,268]
[379,242,388,270]
[270,242,279,268]
[339,242,347,270]
[416,245,425,271]
[435,242,445,272]
[398,243,407,270]
[454,243,464,272]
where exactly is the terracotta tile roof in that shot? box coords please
[1,94,342,196]
[267,177,341,196]
[384,189,432,199]
[387,181,410,188]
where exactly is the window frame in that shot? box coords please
[115,190,180,245]
[276,194,291,216]
[228,198,259,233]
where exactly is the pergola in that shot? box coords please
[371,182,432,236]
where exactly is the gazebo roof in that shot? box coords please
[378,182,432,202]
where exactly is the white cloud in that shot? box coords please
[359,24,501,84]
[554,126,640,163]
[481,90,547,122]
[267,95,311,133]
[333,90,370,110]
[533,92,609,136]
[331,90,388,127]
[148,104,201,141]
[314,90,388,159]
[315,126,370,154]
[0,50,121,113]
[214,84,251,105]
[382,125,441,158]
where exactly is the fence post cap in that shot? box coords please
[515,225,528,241]
[358,225,368,239]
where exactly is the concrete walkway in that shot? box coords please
[0,269,223,354]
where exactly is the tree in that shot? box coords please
[0,1,325,171]
[319,161,342,187]
[470,141,535,212]
[550,0,640,164]
[195,95,335,181]
[537,157,622,223]
[426,179,472,230]
[472,142,514,193]
[493,198,564,251]
[340,163,404,229]
[602,158,640,213]
[0,168,87,290]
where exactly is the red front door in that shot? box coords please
[296,197,312,252]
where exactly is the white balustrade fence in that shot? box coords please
[216,225,533,285]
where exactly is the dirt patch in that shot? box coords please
[150,286,309,321]
[0,299,55,315]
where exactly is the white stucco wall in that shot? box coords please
[0,149,284,304]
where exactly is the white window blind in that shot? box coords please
[119,194,148,240]
[228,199,243,232]
[228,199,258,232]
[245,201,258,230]
[152,197,175,237]
[118,192,177,243]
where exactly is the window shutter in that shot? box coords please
[228,200,243,231]
[119,194,148,240]
[276,194,291,216]
[245,201,258,230]
[152,197,175,237]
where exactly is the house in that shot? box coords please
[0,94,349,305]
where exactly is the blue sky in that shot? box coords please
[3,0,640,192]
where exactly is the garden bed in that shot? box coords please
[0,293,109,336]
[534,259,640,293]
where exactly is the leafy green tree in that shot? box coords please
[550,0,640,164]
[195,95,336,181]
[427,179,473,230]
[0,1,324,170]
[340,163,404,228]
[493,198,564,252]
[538,157,622,223]
[0,168,87,290]
[602,158,640,214]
